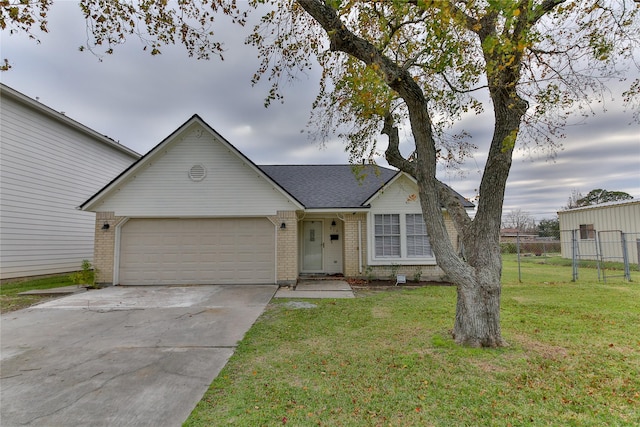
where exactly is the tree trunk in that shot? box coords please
[452,266,506,347]
[296,0,526,348]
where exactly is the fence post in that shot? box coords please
[621,233,631,281]
[595,231,602,282]
[516,232,522,283]
[571,229,578,282]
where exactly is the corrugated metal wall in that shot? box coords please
[559,201,640,262]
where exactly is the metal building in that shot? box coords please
[558,199,640,265]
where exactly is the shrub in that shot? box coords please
[500,243,517,254]
[69,260,96,287]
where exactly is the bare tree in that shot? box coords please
[503,209,536,233]
[563,188,584,210]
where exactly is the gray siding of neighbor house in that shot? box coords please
[0,84,139,280]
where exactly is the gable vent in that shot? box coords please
[188,164,207,182]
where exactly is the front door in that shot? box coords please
[302,220,323,272]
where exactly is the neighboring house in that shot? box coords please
[81,115,474,286]
[558,199,640,263]
[499,228,537,243]
[0,84,140,281]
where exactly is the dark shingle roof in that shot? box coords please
[259,164,475,210]
[259,165,398,208]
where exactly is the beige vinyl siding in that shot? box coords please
[93,123,296,217]
[0,89,138,280]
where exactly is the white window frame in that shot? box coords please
[368,212,436,265]
[406,213,432,258]
[374,214,401,258]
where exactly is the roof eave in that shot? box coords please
[303,207,371,213]
[1,83,140,159]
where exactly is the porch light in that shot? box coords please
[280,222,286,229]
[101,222,110,230]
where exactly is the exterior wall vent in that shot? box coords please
[188,164,207,182]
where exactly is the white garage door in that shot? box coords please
[119,218,275,285]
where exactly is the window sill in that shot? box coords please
[368,258,437,266]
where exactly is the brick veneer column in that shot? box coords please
[274,211,298,285]
[94,212,126,286]
[343,213,367,278]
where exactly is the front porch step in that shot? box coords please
[296,280,352,291]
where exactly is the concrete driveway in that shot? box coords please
[0,285,277,427]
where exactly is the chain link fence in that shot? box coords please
[501,230,639,283]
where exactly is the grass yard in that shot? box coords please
[0,275,76,313]
[185,258,640,426]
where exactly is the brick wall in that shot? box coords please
[442,212,459,252]
[272,210,298,285]
[365,264,445,282]
[93,212,126,286]
[343,213,367,277]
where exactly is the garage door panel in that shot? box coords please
[119,218,275,285]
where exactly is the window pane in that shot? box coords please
[579,224,595,240]
[407,235,431,257]
[374,214,400,257]
[375,236,400,257]
[406,214,431,257]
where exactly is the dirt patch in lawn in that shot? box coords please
[509,333,569,360]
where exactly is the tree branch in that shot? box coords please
[437,180,471,237]
[530,0,566,24]
[297,0,438,171]
[381,113,415,176]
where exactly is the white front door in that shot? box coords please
[302,220,323,272]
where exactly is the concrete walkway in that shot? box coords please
[1,285,277,427]
[18,285,88,296]
[274,280,355,299]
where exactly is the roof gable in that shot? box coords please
[364,172,475,209]
[82,115,302,215]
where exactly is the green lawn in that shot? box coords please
[0,275,76,313]
[185,258,640,426]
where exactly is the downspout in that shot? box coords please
[358,220,363,274]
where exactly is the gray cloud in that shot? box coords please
[2,1,638,222]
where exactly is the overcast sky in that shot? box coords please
[2,2,638,221]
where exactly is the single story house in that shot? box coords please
[81,115,474,286]
[0,84,140,281]
[499,228,538,243]
[558,199,640,263]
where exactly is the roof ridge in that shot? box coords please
[259,164,396,169]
